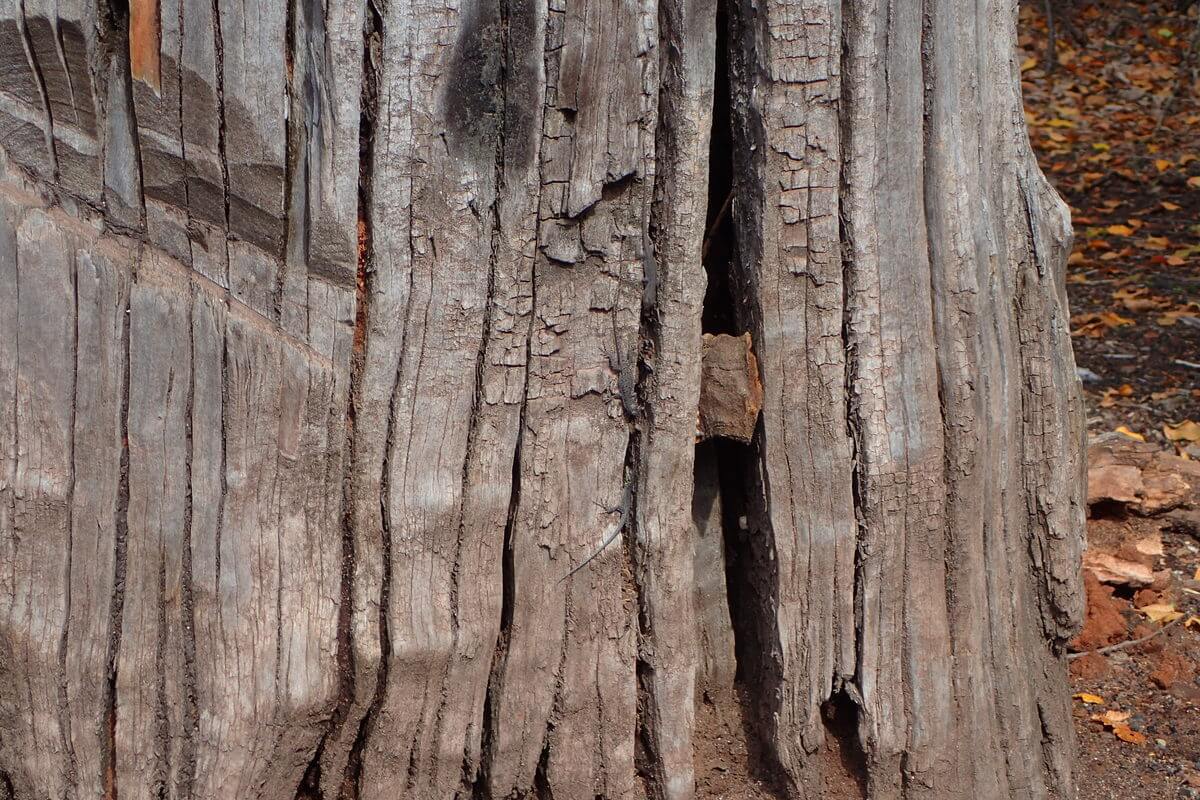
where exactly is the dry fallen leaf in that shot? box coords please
[1114,425,1145,442]
[1074,692,1105,705]
[1140,603,1184,624]
[1091,709,1132,726]
[1159,309,1199,326]
[1112,724,1147,745]
[1164,420,1200,444]
[1071,310,1135,337]
[1185,616,1200,631]
[1099,384,1135,408]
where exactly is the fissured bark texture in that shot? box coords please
[0,0,1082,798]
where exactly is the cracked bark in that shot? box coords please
[0,0,1083,798]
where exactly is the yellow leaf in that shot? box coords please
[1140,603,1184,624]
[1106,224,1135,236]
[1164,420,1200,443]
[1189,176,1200,189]
[1045,118,1076,128]
[1021,57,1037,72]
[1074,693,1105,705]
[1115,426,1145,442]
[1185,615,1200,630]
[1156,159,1172,172]
[1092,142,1110,152]
[1162,201,1182,211]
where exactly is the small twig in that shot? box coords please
[1068,615,1184,661]
[701,189,734,262]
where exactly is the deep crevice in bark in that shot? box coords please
[209,0,231,282]
[532,742,553,800]
[837,3,872,791]
[473,410,520,799]
[821,691,868,799]
[102,253,135,800]
[56,239,81,797]
[279,0,300,316]
[700,2,787,792]
[177,293,199,800]
[329,6,384,798]
[295,37,375,800]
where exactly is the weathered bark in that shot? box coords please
[0,0,1083,798]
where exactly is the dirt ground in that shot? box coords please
[1020,0,1200,444]
[1020,1,1200,797]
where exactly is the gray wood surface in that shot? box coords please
[0,0,1084,798]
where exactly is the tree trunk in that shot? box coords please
[0,0,1084,798]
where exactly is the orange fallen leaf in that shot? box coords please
[1074,693,1105,705]
[1155,159,1172,172]
[1106,224,1135,236]
[1162,201,1182,211]
[1115,426,1145,442]
[1071,311,1135,337]
[1112,724,1147,745]
[1099,384,1135,408]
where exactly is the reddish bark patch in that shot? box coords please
[129,0,161,92]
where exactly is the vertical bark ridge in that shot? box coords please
[436,0,515,779]
[487,0,652,777]
[298,8,378,797]
[920,0,1006,794]
[476,0,549,764]
[635,0,717,792]
[56,242,81,798]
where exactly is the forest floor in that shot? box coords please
[1021,1,1200,797]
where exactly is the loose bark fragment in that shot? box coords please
[697,333,762,444]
